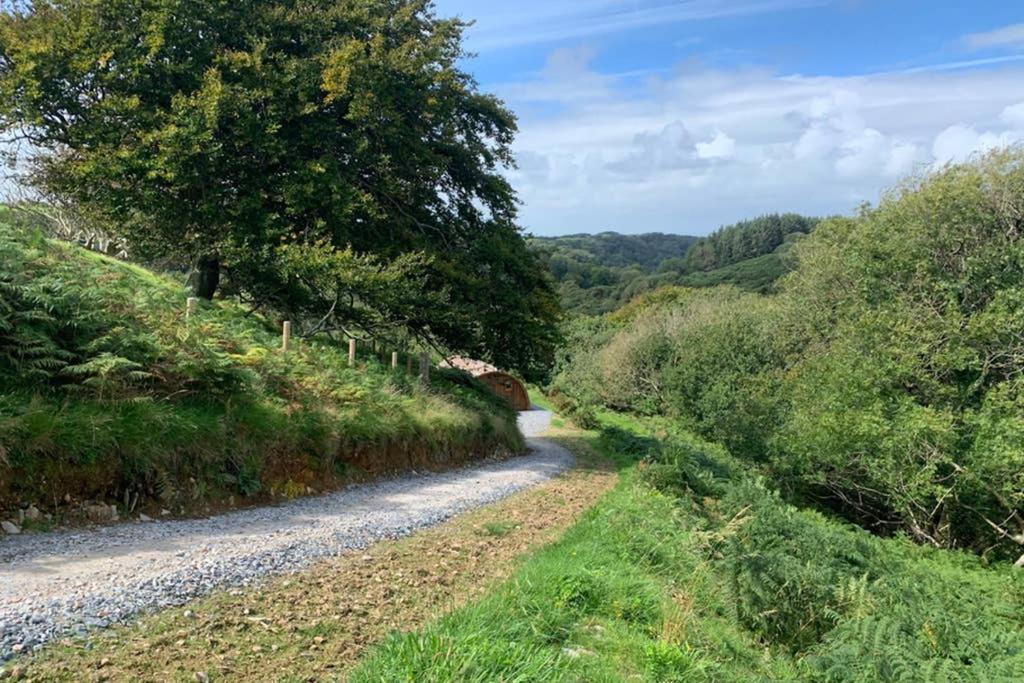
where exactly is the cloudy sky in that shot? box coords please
[432,1,1024,236]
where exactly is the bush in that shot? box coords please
[551,149,1024,559]
[639,422,1024,671]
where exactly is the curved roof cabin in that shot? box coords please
[441,357,530,411]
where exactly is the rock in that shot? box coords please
[84,504,109,522]
[0,521,20,535]
[139,514,153,522]
[160,509,171,516]
[23,506,41,522]
[194,673,209,683]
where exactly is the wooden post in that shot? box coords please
[186,297,198,319]
[348,338,356,367]
[406,354,413,374]
[281,321,291,352]
[419,352,430,384]
[391,351,399,370]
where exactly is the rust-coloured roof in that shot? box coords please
[441,356,501,377]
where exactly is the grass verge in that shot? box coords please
[350,412,1024,682]
[8,426,616,682]
[349,421,796,682]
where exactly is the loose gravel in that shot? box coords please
[0,409,568,661]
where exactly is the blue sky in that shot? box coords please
[432,1,1024,235]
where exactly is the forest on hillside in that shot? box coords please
[533,214,818,315]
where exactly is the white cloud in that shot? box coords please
[496,57,1024,234]
[696,130,737,159]
[962,23,1024,51]
[1002,101,1024,128]
[931,125,1021,166]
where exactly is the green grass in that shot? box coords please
[349,423,797,682]
[526,385,555,411]
[479,520,519,537]
[0,222,523,511]
[350,410,1024,682]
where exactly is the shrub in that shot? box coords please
[551,149,1024,559]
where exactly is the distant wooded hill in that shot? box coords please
[531,214,820,315]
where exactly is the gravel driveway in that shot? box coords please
[0,408,566,661]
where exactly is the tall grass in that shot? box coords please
[0,221,522,510]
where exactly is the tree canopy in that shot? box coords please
[0,0,560,379]
[683,213,818,273]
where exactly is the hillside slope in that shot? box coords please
[0,220,522,524]
[530,232,698,315]
[532,218,816,316]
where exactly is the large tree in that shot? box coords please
[0,0,560,379]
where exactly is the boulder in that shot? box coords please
[1,520,20,535]
[84,503,118,523]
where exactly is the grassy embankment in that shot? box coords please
[351,409,1024,682]
[0,219,522,520]
[12,412,617,681]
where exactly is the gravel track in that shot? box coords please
[0,409,567,661]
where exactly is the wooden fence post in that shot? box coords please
[348,338,357,367]
[406,354,413,374]
[281,321,291,352]
[186,297,198,319]
[419,352,430,385]
[391,351,399,370]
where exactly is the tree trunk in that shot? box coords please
[190,254,220,300]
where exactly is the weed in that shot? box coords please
[480,520,518,537]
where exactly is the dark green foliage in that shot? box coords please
[727,495,877,652]
[530,232,698,316]
[534,232,700,271]
[683,213,818,273]
[675,245,797,293]
[532,225,816,316]
[0,0,560,380]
